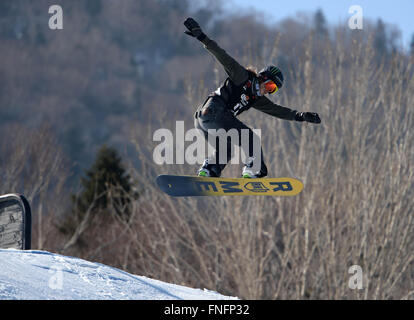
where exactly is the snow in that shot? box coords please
[0,249,238,300]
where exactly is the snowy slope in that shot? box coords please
[0,249,238,300]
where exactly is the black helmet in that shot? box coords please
[259,65,284,89]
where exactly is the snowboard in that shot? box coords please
[156,175,303,197]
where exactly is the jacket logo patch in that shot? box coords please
[233,94,250,115]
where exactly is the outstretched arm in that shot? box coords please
[253,96,321,123]
[184,17,248,86]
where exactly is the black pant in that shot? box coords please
[194,96,267,177]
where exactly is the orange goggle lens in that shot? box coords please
[264,80,278,94]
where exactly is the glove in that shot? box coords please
[295,112,321,124]
[184,17,206,42]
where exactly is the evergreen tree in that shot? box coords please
[74,144,134,217]
[60,145,136,242]
[374,18,387,57]
[61,144,134,236]
[313,8,328,38]
[410,33,414,56]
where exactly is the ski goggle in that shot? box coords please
[264,80,278,94]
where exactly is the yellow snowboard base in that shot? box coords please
[156,175,303,197]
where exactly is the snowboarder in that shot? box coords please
[184,17,321,178]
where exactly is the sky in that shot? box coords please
[225,0,414,50]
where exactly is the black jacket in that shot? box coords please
[201,36,298,120]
